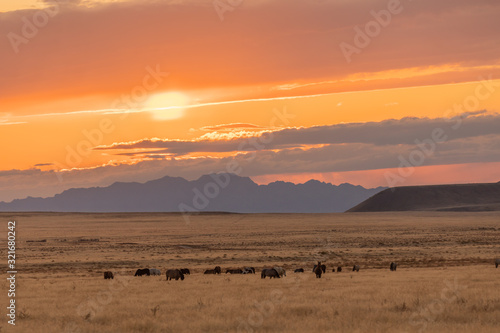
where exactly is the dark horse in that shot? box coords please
[352,265,360,272]
[134,268,150,276]
[166,269,184,281]
[243,267,255,274]
[337,266,342,272]
[314,261,323,278]
[261,268,280,279]
[390,262,398,271]
[313,264,326,273]
[104,271,114,279]
[204,266,222,274]
[226,269,243,274]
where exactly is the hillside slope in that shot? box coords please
[347,182,500,212]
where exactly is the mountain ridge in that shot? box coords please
[0,173,385,213]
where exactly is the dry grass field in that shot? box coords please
[1,212,499,332]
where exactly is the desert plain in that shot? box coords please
[0,211,499,332]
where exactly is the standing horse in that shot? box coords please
[204,266,222,274]
[226,269,243,274]
[261,268,280,279]
[134,268,150,276]
[314,261,323,278]
[313,264,326,273]
[166,269,184,281]
[273,267,286,277]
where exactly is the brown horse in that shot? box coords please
[314,261,323,278]
[313,264,326,273]
[261,268,280,279]
[226,269,243,274]
[204,266,222,274]
[166,269,184,281]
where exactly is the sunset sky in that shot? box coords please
[1,0,500,202]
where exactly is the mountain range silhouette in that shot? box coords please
[0,173,385,213]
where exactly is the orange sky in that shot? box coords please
[1,0,500,201]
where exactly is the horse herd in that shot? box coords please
[103,259,500,280]
[101,261,409,280]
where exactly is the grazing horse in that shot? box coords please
[261,268,280,279]
[337,266,342,272]
[204,266,222,274]
[134,268,150,276]
[495,259,500,268]
[150,268,161,276]
[332,268,336,272]
[390,262,398,271]
[244,267,255,274]
[352,265,360,272]
[226,269,243,274]
[242,267,255,274]
[166,269,184,281]
[180,268,190,275]
[294,268,304,273]
[104,271,114,279]
[314,261,323,278]
[273,267,286,277]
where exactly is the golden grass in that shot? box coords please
[0,212,499,332]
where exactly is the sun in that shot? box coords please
[143,92,190,120]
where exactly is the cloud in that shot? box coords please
[2,0,500,105]
[2,133,500,202]
[95,112,500,156]
[0,122,27,126]
[200,123,263,131]
[34,163,54,167]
